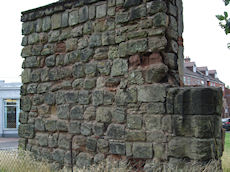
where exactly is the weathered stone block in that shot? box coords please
[78,90,90,105]
[133,143,153,159]
[144,64,168,83]
[130,5,146,21]
[127,115,142,129]
[124,0,141,8]
[73,63,85,78]
[72,135,86,149]
[97,139,109,153]
[35,118,45,131]
[144,115,162,130]
[18,124,35,139]
[96,107,112,123]
[69,121,81,134]
[45,120,57,132]
[137,85,166,102]
[76,152,93,168]
[48,133,58,148]
[81,122,92,136]
[86,137,97,152]
[51,13,62,29]
[97,61,111,75]
[79,6,89,23]
[57,104,69,120]
[58,134,71,149]
[148,36,167,52]
[109,142,126,155]
[37,133,48,147]
[96,4,107,18]
[125,130,145,141]
[106,124,125,139]
[52,149,65,164]
[69,10,79,26]
[147,1,167,15]
[112,107,126,123]
[93,123,104,136]
[111,58,128,76]
[56,120,68,131]
[70,106,84,120]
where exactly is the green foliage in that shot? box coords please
[216,0,230,48]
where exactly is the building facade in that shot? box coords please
[184,57,229,117]
[0,81,21,137]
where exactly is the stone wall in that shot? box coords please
[19,0,223,170]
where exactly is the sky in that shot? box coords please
[0,0,229,86]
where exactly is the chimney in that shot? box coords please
[184,56,190,63]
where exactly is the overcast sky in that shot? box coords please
[0,0,230,86]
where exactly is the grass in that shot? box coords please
[0,134,229,172]
[0,150,52,172]
[222,132,230,172]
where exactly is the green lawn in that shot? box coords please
[223,132,230,172]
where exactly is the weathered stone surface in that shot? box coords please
[144,115,162,131]
[111,58,128,76]
[124,0,141,8]
[89,34,101,48]
[81,122,92,136]
[97,61,111,75]
[94,47,108,60]
[96,107,112,123]
[128,70,144,85]
[109,142,126,155]
[57,104,69,120]
[69,121,81,134]
[79,6,89,23]
[148,36,167,52]
[19,111,28,124]
[58,134,71,149]
[42,16,51,31]
[48,133,58,148]
[56,120,68,131]
[69,10,79,26]
[70,106,84,120]
[73,63,85,78]
[127,115,142,129]
[86,137,97,152]
[125,130,145,141]
[93,123,104,136]
[72,135,86,149]
[97,139,109,153]
[144,63,168,83]
[133,143,153,159]
[52,149,65,164]
[18,124,35,139]
[115,12,129,24]
[21,96,31,112]
[76,152,93,168]
[112,107,126,123]
[106,124,125,139]
[137,85,166,102]
[96,4,107,18]
[130,5,146,21]
[92,90,103,106]
[78,90,90,105]
[51,13,62,29]
[147,1,167,15]
[45,120,56,132]
[37,133,48,147]
[35,118,45,131]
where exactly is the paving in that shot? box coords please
[0,138,18,150]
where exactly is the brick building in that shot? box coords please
[184,57,229,117]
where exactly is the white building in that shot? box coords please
[0,81,21,137]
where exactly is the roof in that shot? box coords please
[197,66,208,71]
[184,62,195,67]
[208,70,217,74]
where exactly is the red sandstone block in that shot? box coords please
[129,54,141,69]
[149,53,162,64]
[55,42,66,53]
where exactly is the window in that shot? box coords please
[4,99,20,129]
[187,77,191,85]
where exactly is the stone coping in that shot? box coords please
[21,0,105,22]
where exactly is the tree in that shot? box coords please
[216,0,230,48]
